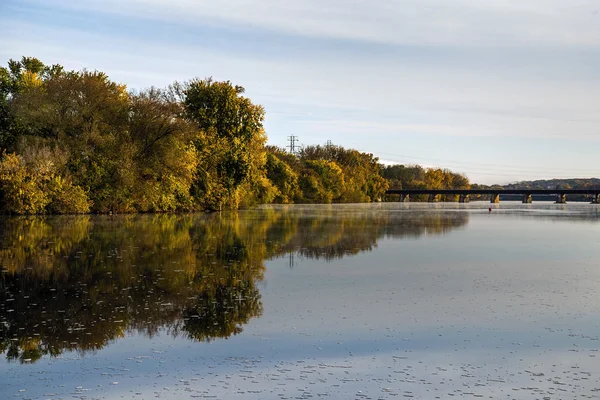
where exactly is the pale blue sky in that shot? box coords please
[1,0,599,184]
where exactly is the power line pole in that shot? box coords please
[287,135,299,154]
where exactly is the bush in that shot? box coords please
[0,152,90,214]
[46,176,91,214]
[265,153,300,204]
[0,153,49,214]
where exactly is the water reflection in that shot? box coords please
[0,208,468,363]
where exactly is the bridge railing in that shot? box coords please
[385,189,600,204]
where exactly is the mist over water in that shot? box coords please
[1,203,599,399]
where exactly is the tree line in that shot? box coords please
[381,164,470,201]
[0,57,470,214]
[469,179,600,202]
[502,178,600,190]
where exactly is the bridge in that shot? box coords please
[385,189,600,204]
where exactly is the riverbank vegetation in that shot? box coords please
[0,57,470,214]
[381,164,470,201]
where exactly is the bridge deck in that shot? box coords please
[386,189,599,195]
[385,189,600,204]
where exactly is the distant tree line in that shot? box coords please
[502,178,600,191]
[265,145,388,204]
[0,57,471,214]
[469,179,600,201]
[381,164,470,201]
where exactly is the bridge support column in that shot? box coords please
[592,194,600,204]
[522,193,532,203]
[428,194,438,203]
[490,194,500,203]
[400,194,409,203]
[555,193,567,204]
[459,194,470,203]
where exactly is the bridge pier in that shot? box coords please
[400,194,410,202]
[555,193,567,204]
[592,194,600,204]
[459,194,470,203]
[428,194,438,203]
[522,193,532,203]
[490,194,500,203]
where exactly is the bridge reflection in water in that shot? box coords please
[386,189,600,204]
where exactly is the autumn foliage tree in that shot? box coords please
[0,58,273,214]
[0,56,468,213]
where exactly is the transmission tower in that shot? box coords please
[326,140,333,147]
[287,135,299,154]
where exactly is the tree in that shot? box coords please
[5,62,133,212]
[183,78,268,210]
[299,160,345,203]
[298,145,388,202]
[0,57,63,151]
[128,87,197,211]
[382,164,426,189]
[265,153,301,203]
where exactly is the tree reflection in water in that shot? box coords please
[0,208,468,363]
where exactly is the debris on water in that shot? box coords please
[2,208,600,398]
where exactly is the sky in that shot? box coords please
[1,0,599,184]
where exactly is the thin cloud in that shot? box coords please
[3,19,599,143]
[23,0,600,46]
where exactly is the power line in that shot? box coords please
[279,136,599,179]
[328,140,593,174]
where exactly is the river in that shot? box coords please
[1,203,600,399]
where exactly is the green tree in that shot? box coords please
[5,62,132,212]
[265,153,301,203]
[0,57,63,151]
[299,145,388,203]
[128,87,197,211]
[183,78,268,210]
[299,160,345,203]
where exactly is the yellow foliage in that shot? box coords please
[0,152,90,214]
[19,70,43,88]
[0,153,50,214]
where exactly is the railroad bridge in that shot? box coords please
[385,189,600,204]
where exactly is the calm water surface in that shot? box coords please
[1,203,600,399]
